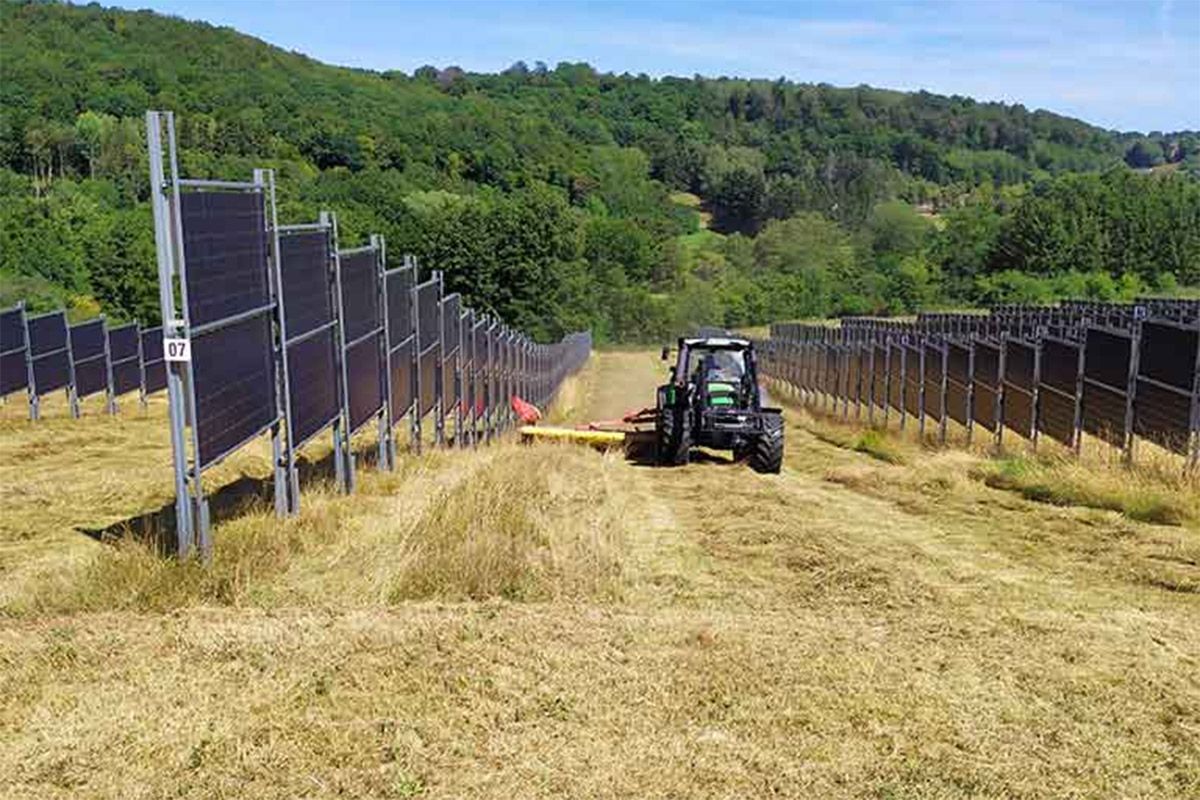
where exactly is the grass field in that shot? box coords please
[1,352,1198,798]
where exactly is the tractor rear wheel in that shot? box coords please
[748,414,783,474]
[657,406,691,466]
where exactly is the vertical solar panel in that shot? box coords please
[441,294,461,408]
[390,339,415,423]
[0,305,27,396]
[29,312,71,394]
[192,314,277,468]
[1002,340,1037,438]
[1134,321,1198,455]
[280,232,332,338]
[108,324,142,397]
[347,337,384,432]
[416,280,440,418]
[180,191,270,327]
[340,251,379,344]
[386,267,415,347]
[1081,327,1131,446]
[923,343,945,422]
[289,329,340,446]
[70,319,108,399]
[141,326,167,394]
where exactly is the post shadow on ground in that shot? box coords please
[75,441,383,554]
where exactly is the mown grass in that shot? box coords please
[1,352,1198,798]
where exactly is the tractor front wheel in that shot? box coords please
[657,406,691,466]
[748,414,783,474]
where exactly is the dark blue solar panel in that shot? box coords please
[28,313,67,356]
[419,347,438,417]
[288,327,339,446]
[74,357,107,399]
[280,231,332,339]
[1,351,27,396]
[386,267,414,347]
[1139,322,1196,392]
[141,327,164,363]
[192,314,277,469]
[180,190,270,327]
[340,250,380,343]
[1084,328,1131,389]
[108,324,139,362]
[33,351,71,393]
[1,306,25,353]
[113,359,141,396]
[1004,341,1035,390]
[70,319,106,361]
[346,336,383,432]
[389,339,415,422]
[140,327,166,394]
[144,361,167,394]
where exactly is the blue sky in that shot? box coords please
[106,0,1200,132]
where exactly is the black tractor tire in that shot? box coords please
[748,414,784,474]
[657,406,691,466]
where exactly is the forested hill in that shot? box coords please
[2,1,1198,341]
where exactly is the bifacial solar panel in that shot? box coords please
[0,306,24,353]
[972,385,998,431]
[923,345,945,422]
[192,314,277,469]
[1081,382,1126,446]
[872,346,888,405]
[887,345,904,411]
[340,250,380,344]
[419,347,439,417]
[904,346,922,416]
[441,294,461,354]
[33,351,70,393]
[947,342,970,384]
[389,339,414,422]
[108,324,139,362]
[280,231,332,338]
[1003,387,1034,438]
[1004,341,1035,390]
[1139,321,1197,391]
[29,313,67,356]
[386,267,415,347]
[180,190,270,327]
[346,337,384,433]
[1134,379,1192,455]
[946,381,969,426]
[0,350,26,396]
[288,328,340,447]
[70,319,106,361]
[113,359,141,396]
[416,281,439,353]
[141,327,167,394]
[1038,390,1076,446]
[1,306,26,396]
[1040,338,1079,395]
[74,358,107,399]
[1084,328,1131,390]
[974,342,1001,388]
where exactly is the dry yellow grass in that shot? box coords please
[1,354,1198,798]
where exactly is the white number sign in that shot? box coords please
[163,337,191,362]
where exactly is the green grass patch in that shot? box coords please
[975,456,1189,526]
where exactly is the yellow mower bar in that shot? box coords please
[518,426,626,448]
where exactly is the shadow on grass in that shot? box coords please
[75,441,386,553]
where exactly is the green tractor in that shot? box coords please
[655,336,784,473]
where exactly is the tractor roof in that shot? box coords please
[680,336,752,348]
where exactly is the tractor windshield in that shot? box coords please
[687,347,746,384]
